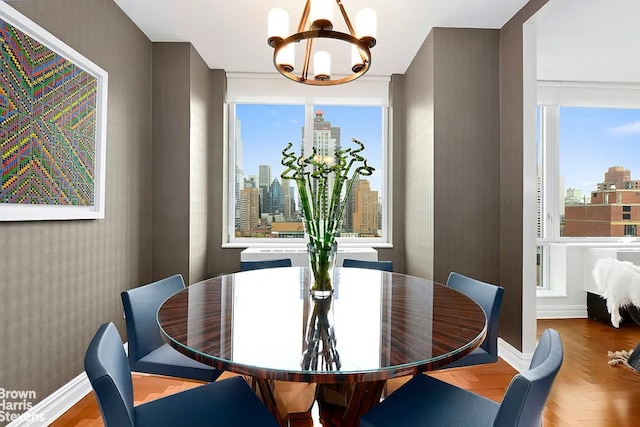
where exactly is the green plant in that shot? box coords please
[281,138,374,293]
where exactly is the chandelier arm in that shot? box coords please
[302,37,314,82]
[336,0,357,37]
[298,0,312,33]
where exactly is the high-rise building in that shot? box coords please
[565,188,584,205]
[564,167,640,237]
[267,178,285,215]
[239,187,260,233]
[258,164,271,214]
[351,180,379,237]
[282,179,292,219]
[234,117,244,229]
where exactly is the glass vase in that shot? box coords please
[301,295,340,371]
[307,239,337,298]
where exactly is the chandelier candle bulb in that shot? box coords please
[310,0,334,30]
[267,8,289,46]
[314,51,331,80]
[351,45,364,73]
[356,8,377,47]
[276,43,295,72]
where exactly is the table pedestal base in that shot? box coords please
[254,378,385,427]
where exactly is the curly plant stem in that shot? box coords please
[280,138,375,294]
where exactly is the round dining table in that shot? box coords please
[157,266,486,427]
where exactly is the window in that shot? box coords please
[224,74,390,247]
[536,84,640,292]
[537,104,640,239]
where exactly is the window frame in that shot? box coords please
[536,82,640,292]
[222,74,392,249]
[537,82,640,245]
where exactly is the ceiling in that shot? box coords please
[536,0,640,83]
[113,0,529,77]
[112,0,638,84]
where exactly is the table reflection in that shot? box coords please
[301,295,340,371]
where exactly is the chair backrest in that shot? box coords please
[446,272,504,357]
[240,258,292,271]
[494,328,563,427]
[84,322,135,427]
[121,274,185,362]
[342,258,393,272]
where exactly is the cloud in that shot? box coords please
[609,121,640,136]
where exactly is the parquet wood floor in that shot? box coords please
[50,319,640,426]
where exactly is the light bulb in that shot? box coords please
[268,8,289,47]
[310,0,333,30]
[314,51,331,81]
[356,8,377,48]
[276,43,295,73]
[351,45,364,73]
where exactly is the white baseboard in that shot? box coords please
[537,304,587,319]
[7,372,92,427]
[498,337,533,373]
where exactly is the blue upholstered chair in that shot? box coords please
[240,258,292,271]
[361,328,563,427]
[342,258,393,272]
[443,272,504,368]
[85,322,279,427]
[121,274,222,382]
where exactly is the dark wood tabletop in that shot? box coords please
[157,266,486,426]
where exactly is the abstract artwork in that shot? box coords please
[0,3,107,220]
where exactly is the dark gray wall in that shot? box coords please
[151,43,191,282]
[207,70,242,275]
[0,0,152,402]
[151,43,212,284]
[377,75,407,270]
[188,45,212,284]
[403,32,435,279]
[499,0,549,351]
[401,27,500,288]
[432,28,501,285]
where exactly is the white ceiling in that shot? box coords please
[113,0,529,77]
[112,0,637,84]
[537,0,640,83]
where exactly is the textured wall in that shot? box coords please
[377,75,407,271]
[403,32,435,280]
[188,46,210,284]
[0,0,152,407]
[499,0,549,351]
[432,28,501,286]
[151,43,191,282]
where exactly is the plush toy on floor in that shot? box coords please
[592,257,640,328]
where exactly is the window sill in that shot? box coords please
[222,242,394,249]
[536,289,568,298]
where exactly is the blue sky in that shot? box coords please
[237,104,383,192]
[559,107,640,195]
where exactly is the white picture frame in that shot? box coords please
[0,2,108,221]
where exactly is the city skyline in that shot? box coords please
[560,106,640,195]
[234,104,383,238]
[236,104,383,194]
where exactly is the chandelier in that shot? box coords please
[267,0,377,85]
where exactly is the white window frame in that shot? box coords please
[536,81,640,294]
[222,73,392,248]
